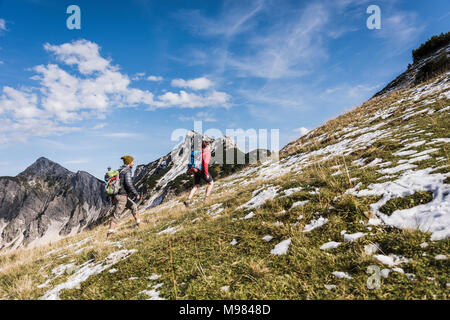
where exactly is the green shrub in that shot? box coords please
[415,51,450,84]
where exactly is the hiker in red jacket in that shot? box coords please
[184,140,214,207]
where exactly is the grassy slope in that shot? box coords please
[0,74,449,300]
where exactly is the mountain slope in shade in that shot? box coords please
[0,157,109,249]
[375,36,449,97]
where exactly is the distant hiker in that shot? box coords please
[184,140,214,207]
[106,155,141,238]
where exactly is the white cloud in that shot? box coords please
[325,83,381,99]
[179,1,264,38]
[171,77,213,90]
[374,10,425,56]
[347,84,381,97]
[154,90,230,109]
[195,111,217,122]
[0,39,231,143]
[178,111,217,122]
[132,72,146,80]
[319,82,383,112]
[231,2,331,79]
[293,127,310,137]
[0,162,9,166]
[44,40,110,75]
[146,75,163,81]
[101,132,140,138]
[125,88,155,106]
[0,19,6,31]
[36,139,79,151]
[0,117,80,144]
[179,2,332,79]
[0,61,3,65]
[0,86,43,119]
[29,62,133,122]
[239,86,308,109]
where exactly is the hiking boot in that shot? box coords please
[184,199,192,208]
[135,219,142,229]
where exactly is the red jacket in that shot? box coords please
[202,147,211,176]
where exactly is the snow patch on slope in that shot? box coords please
[352,168,450,240]
[40,249,137,300]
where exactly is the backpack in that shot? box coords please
[105,168,125,196]
[188,150,203,171]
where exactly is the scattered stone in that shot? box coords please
[406,273,416,281]
[152,283,164,289]
[392,267,404,274]
[242,212,255,220]
[291,200,309,209]
[148,274,161,280]
[364,243,380,255]
[140,289,164,300]
[332,271,353,280]
[303,217,328,233]
[374,254,410,267]
[344,232,366,242]
[380,269,391,279]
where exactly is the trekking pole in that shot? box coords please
[136,192,144,207]
[128,193,144,207]
[135,193,146,215]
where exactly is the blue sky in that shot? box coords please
[0,0,449,179]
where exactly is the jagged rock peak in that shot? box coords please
[185,130,236,149]
[18,157,71,179]
[0,157,109,250]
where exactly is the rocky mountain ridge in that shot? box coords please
[0,157,109,249]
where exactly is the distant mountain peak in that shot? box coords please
[18,157,71,179]
[181,130,237,151]
[0,156,108,249]
[31,156,57,166]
